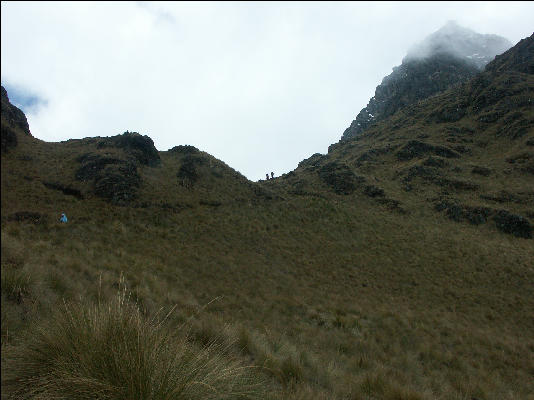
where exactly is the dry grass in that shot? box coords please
[2,286,270,400]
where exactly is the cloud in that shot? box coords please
[2,2,534,180]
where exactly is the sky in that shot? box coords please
[2,2,533,181]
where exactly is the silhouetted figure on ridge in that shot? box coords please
[266,173,270,180]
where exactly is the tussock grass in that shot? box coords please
[1,268,33,302]
[2,290,269,400]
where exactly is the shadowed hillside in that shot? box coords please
[1,31,533,400]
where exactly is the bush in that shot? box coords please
[2,292,268,400]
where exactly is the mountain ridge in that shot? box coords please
[341,22,513,140]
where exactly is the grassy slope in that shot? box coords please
[2,43,534,399]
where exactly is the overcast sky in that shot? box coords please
[2,2,533,181]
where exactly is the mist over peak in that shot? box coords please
[404,20,512,69]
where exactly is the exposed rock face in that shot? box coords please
[93,163,140,205]
[75,153,140,205]
[341,22,512,140]
[97,132,161,166]
[1,85,32,153]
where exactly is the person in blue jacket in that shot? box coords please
[60,213,68,223]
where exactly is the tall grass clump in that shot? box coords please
[2,290,269,400]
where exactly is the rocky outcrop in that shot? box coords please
[97,132,160,166]
[1,86,32,153]
[435,200,492,225]
[75,153,140,205]
[93,163,140,205]
[341,23,511,140]
[435,199,532,238]
[169,145,200,155]
[343,56,479,139]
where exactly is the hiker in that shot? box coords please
[59,213,68,223]
[271,172,274,179]
[266,173,270,180]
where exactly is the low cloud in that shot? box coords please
[404,20,512,69]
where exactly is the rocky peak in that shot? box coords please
[405,21,512,70]
[341,22,512,141]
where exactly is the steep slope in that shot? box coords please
[342,21,512,140]
[282,33,533,239]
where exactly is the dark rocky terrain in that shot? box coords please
[342,22,512,140]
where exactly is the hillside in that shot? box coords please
[1,32,533,400]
